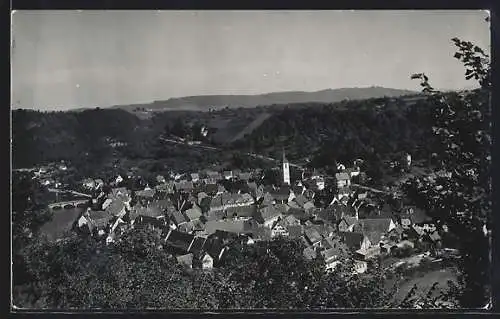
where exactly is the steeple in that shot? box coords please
[282,148,290,185]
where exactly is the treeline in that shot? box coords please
[234,98,438,167]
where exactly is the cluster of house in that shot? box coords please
[22,161,69,188]
[71,155,441,274]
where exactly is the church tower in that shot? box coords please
[282,149,290,185]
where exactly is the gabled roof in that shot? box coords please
[321,247,342,262]
[339,216,358,227]
[304,227,322,244]
[249,225,272,241]
[176,253,194,268]
[105,200,126,217]
[171,210,188,225]
[205,208,226,221]
[133,205,164,219]
[364,231,383,246]
[357,218,394,234]
[286,225,304,238]
[204,220,252,235]
[275,203,290,215]
[199,184,218,195]
[238,172,252,180]
[188,236,207,256]
[283,214,301,226]
[110,187,129,198]
[165,229,194,252]
[136,188,155,198]
[294,195,308,207]
[259,206,282,222]
[185,206,203,221]
[339,231,368,251]
[175,181,194,192]
[225,205,255,219]
[287,207,309,221]
[134,215,166,229]
[335,172,350,181]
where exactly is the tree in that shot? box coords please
[405,32,491,308]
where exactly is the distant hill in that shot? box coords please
[111,87,418,112]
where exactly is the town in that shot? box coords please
[25,148,451,277]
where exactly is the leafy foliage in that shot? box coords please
[404,36,491,308]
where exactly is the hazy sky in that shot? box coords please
[12,10,490,110]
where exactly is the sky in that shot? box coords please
[11,10,490,111]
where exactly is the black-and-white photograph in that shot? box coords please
[11,10,491,310]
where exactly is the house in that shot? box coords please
[178,221,195,233]
[304,227,323,247]
[204,171,222,183]
[225,205,255,220]
[385,224,404,242]
[105,200,127,218]
[130,204,164,221]
[95,179,104,189]
[177,253,194,269]
[136,186,155,201]
[190,173,200,182]
[294,194,308,208]
[204,220,252,236]
[155,182,175,195]
[271,186,291,204]
[338,216,358,232]
[287,207,310,223]
[355,218,396,234]
[335,172,351,188]
[258,206,282,228]
[339,232,371,251]
[188,236,207,257]
[185,205,203,222]
[198,184,218,197]
[171,210,188,227]
[271,222,289,238]
[205,207,226,222]
[198,253,214,270]
[261,192,275,206]
[165,229,195,254]
[249,225,273,242]
[132,215,167,230]
[355,246,381,261]
[400,206,432,226]
[223,171,234,180]
[174,181,194,193]
[85,210,114,235]
[282,214,301,226]
[286,225,304,239]
[321,247,343,271]
[238,172,252,181]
